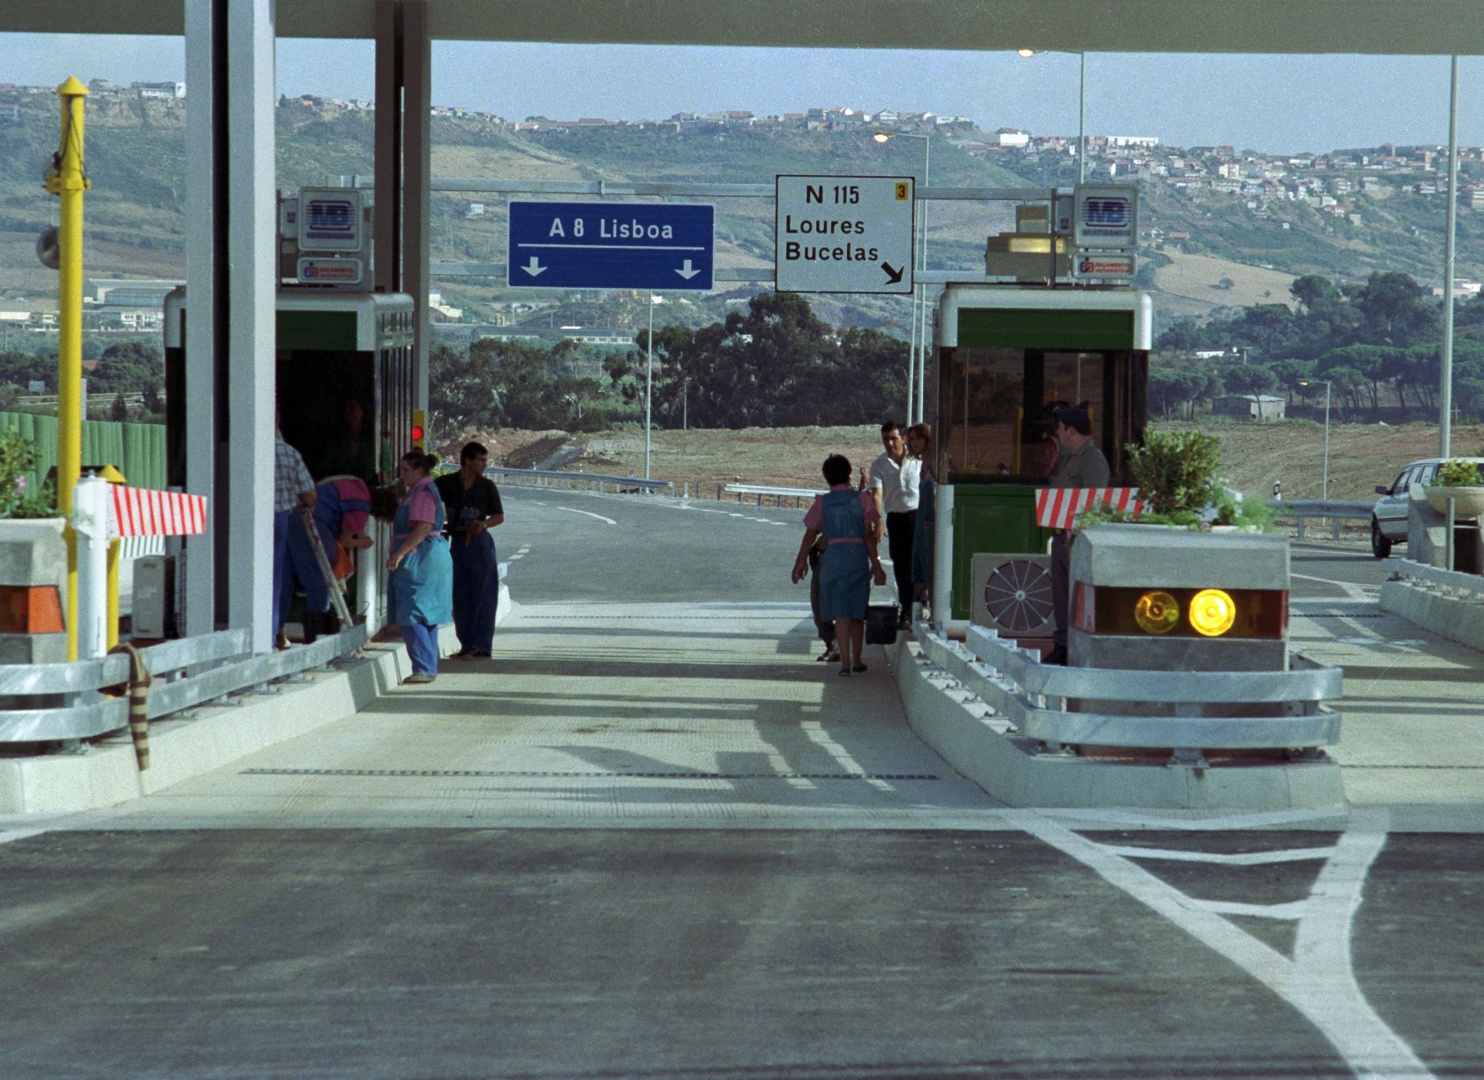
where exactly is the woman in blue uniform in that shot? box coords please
[791,454,885,676]
[384,450,453,684]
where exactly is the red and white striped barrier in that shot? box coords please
[1035,487,1143,530]
[110,486,208,538]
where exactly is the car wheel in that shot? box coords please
[1371,518,1393,559]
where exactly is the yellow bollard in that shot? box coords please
[44,76,90,661]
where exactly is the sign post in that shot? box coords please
[775,175,914,294]
[507,201,714,291]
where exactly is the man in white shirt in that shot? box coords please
[868,421,921,629]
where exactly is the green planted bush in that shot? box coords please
[1431,458,1484,487]
[0,429,57,518]
[1125,429,1222,517]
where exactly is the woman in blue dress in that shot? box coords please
[384,451,453,684]
[907,423,936,621]
[791,454,885,676]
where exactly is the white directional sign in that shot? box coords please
[775,175,914,294]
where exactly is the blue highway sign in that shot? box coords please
[507,201,714,290]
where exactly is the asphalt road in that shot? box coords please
[3,491,1477,1080]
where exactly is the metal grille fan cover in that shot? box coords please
[971,553,1055,637]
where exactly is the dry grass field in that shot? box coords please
[1153,249,1299,315]
[442,417,1483,505]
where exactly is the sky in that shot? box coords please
[3,33,1481,155]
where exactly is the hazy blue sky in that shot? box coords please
[4,33,1480,155]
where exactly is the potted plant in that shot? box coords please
[1425,458,1484,518]
[1078,429,1273,531]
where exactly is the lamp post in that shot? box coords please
[1441,54,1460,459]
[873,130,930,422]
[1301,379,1332,498]
[645,291,657,480]
[1018,49,1086,183]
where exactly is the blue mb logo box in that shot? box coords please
[507,201,715,290]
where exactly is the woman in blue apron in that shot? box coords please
[385,451,453,684]
[791,454,885,676]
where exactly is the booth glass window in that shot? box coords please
[939,345,1145,483]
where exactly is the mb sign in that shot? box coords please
[507,201,714,290]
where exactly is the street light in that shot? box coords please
[1300,379,1331,498]
[1018,49,1087,184]
[873,130,930,423]
[645,291,661,480]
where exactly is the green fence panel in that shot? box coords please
[121,423,167,489]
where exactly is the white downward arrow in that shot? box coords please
[522,257,546,277]
[675,259,700,280]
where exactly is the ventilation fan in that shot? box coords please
[971,553,1056,638]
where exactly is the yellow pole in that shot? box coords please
[106,540,121,649]
[44,77,90,661]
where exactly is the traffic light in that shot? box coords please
[411,408,426,451]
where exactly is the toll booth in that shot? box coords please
[163,290,415,633]
[933,286,1150,624]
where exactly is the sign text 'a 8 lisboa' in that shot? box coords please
[507,201,714,290]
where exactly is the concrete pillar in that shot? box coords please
[227,0,277,654]
[182,0,220,637]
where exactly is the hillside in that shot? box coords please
[3,90,1482,337]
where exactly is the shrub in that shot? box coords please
[0,430,57,519]
[1125,429,1221,517]
[1431,458,1483,487]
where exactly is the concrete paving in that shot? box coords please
[73,602,1007,832]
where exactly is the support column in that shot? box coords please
[226,0,277,653]
[182,0,222,637]
[373,0,401,295]
[403,0,431,412]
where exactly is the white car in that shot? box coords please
[1371,457,1484,557]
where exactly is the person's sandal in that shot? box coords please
[852,664,867,673]
[837,667,851,677]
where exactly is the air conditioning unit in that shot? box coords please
[971,552,1055,638]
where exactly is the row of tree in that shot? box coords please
[430,293,909,434]
[1153,271,1484,419]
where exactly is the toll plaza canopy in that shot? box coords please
[3,0,1484,54]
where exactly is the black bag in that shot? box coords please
[865,603,900,644]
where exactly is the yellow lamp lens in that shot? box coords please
[1189,589,1237,637]
[1133,590,1180,634]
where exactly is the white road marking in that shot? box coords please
[0,827,47,845]
[552,506,617,525]
[1024,809,1434,1080]
[1099,843,1339,866]
[1292,572,1373,600]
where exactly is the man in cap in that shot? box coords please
[1046,403,1109,665]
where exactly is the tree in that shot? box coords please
[109,392,128,422]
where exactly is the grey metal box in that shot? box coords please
[133,555,176,639]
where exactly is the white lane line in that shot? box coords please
[1198,899,1312,920]
[0,827,47,845]
[1024,809,1434,1080]
[505,545,532,562]
[1100,844,1340,866]
[1292,573,1373,601]
[552,506,617,525]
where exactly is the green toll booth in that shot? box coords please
[163,289,415,631]
[933,285,1151,623]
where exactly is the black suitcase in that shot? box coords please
[865,603,900,644]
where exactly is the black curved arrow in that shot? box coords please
[881,262,904,284]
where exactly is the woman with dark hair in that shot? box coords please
[791,454,885,676]
[384,450,453,683]
[906,422,936,619]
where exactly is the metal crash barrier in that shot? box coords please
[485,466,672,495]
[915,624,1342,764]
[0,624,367,748]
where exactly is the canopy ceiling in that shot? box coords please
[1,0,1481,55]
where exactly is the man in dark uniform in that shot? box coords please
[1046,403,1109,666]
[435,441,504,660]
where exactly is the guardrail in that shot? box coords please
[1386,555,1484,596]
[0,623,367,746]
[913,623,1341,765]
[485,466,672,495]
[721,483,820,508]
[1267,499,1372,541]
